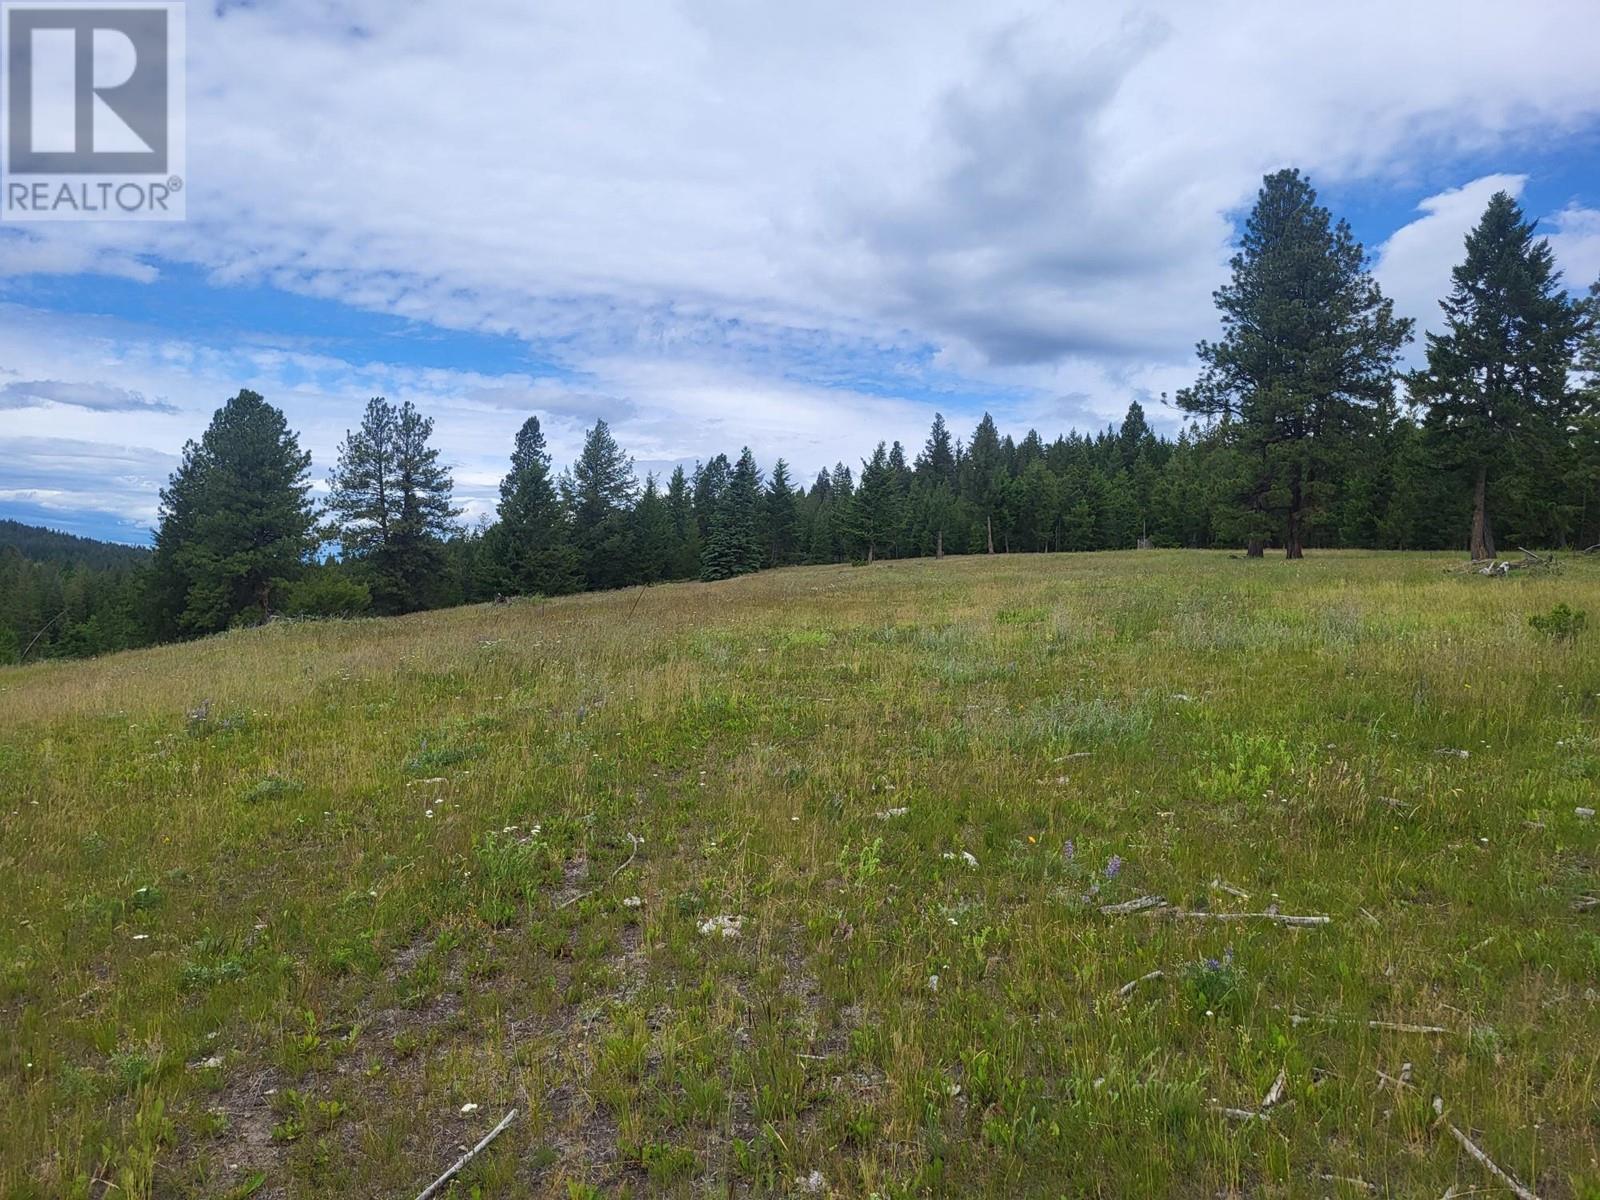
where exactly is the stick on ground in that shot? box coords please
[1432,1097,1542,1200]
[1099,895,1167,915]
[414,1108,518,1200]
[555,834,641,910]
[1115,968,1164,998]
[1175,910,1330,926]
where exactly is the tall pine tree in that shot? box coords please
[150,389,315,634]
[1408,192,1585,560]
[1180,169,1411,558]
[327,397,460,612]
[487,415,578,595]
[561,420,639,591]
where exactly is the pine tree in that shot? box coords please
[665,465,700,578]
[150,389,315,634]
[488,415,579,595]
[1180,168,1412,558]
[562,419,638,590]
[702,447,763,580]
[962,414,1007,553]
[632,474,673,583]
[849,443,905,562]
[765,458,800,567]
[1408,192,1585,560]
[327,397,460,612]
[919,413,958,489]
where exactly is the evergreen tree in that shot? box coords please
[488,415,579,595]
[1179,168,1412,557]
[327,397,460,612]
[561,419,638,590]
[150,389,315,634]
[702,447,763,580]
[765,458,800,567]
[632,474,674,583]
[849,443,906,562]
[665,465,701,578]
[962,414,1007,553]
[918,413,958,489]
[1408,192,1585,560]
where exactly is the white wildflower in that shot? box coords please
[698,914,742,938]
[928,974,939,992]
[460,1102,479,1114]
[875,806,909,820]
[622,896,643,908]
[798,1169,826,1194]
[960,851,979,869]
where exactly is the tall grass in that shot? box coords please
[1,550,1597,1197]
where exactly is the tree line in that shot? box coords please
[4,171,1598,663]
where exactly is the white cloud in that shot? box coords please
[1548,204,1600,293]
[3,0,1600,528]
[1374,174,1529,349]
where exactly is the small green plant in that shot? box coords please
[1530,603,1587,643]
[1179,950,1245,1019]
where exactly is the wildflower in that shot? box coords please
[960,851,979,869]
[622,896,643,908]
[1027,835,1037,844]
[928,974,939,992]
[1104,855,1123,879]
[460,1102,479,1114]
[698,914,742,938]
[875,806,910,820]
[1062,839,1075,864]
[799,1169,827,1194]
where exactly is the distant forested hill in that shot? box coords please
[0,522,152,663]
[0,520,150,568]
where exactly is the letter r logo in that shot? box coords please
[5,5,168,173]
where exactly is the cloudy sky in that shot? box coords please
[3,0,1600,543]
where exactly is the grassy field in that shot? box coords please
[2,551,1598,1199]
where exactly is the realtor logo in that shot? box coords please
[2,1,185,220]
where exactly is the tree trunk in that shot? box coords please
[1469,464,1495,561]
[935,528,944,559]
[1246,538,1265,558]
[986,515,994,555]
[866,543,875,564]
[1284,513,1304,560]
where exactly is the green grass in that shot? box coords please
[2,551,1598,1198]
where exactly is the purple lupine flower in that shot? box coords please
[1204,956,1222,972]
[1104,855,1123,879]
[1062,839,1076,865]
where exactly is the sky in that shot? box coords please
[3,0,1600,545]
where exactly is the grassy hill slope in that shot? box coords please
[2,551,1597,1198]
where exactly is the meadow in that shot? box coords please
[1,550,1597,1199]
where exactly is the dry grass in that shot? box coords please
[2,550,1598,1198]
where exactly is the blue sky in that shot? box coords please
[3,0,1600,544]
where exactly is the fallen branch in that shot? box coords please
[1210,877,1251,899]
[1115,968,1164,998]
[1099,894,1167,915]
[1369,1020,1449,1035]
[555,834,641,910]
[1175,910,1330,926]
[1375,1062,1414,1091]
[1212,1105,1266,1122]
[1316,1174,1376,1194]
[414,1108,518,1200]
[1432,1096,1542,1200]
[1294,1013,1449,1034]
[1260,1067,1287,1111]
